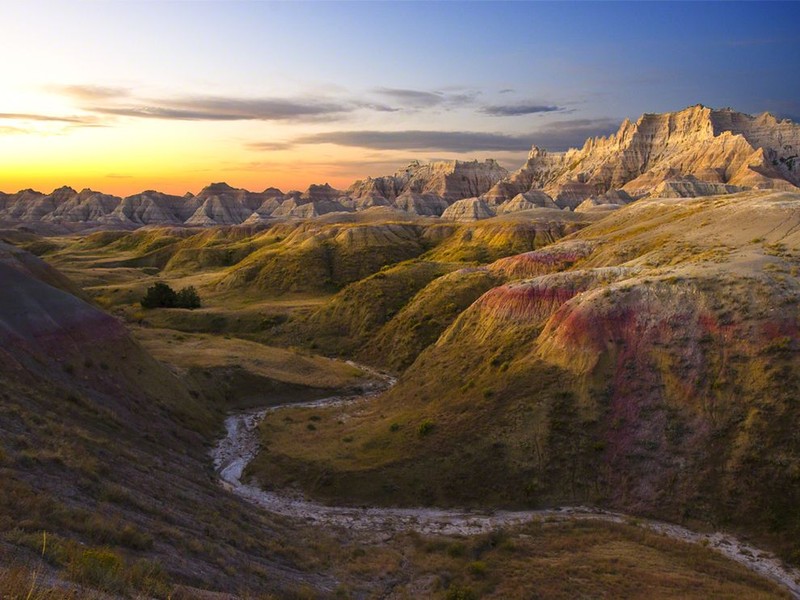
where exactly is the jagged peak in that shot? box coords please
[51,185,77,195]
[200,182,237,194]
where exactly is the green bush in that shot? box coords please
[176,285,201,309]
[417,420,435,437]
[141,282,201,309]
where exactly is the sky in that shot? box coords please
[1,0,798,196]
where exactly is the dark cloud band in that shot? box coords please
[291,130,534,152]
[481,104,563,116]
[252,118,621,153]
[90,97,353,122]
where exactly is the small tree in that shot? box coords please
[140,282,177,309]
[141,282,201,310]
[176,286,201,309]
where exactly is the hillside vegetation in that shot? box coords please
[250,191,800,564]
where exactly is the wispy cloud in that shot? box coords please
[285,130,535,152]
[47,84,130,100]
[481,103,564,117]
[374,88,444,108]
[251,117,623,154]
[0,112,99,124]
[248,141,294,151]
[89,96,354,122]
[373,87,479,110]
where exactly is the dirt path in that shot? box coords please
[212,364,800,597]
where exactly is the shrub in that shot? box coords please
[140,282,177,309]
[141,282,201,309]
[68,547,123,591]
[417,420,435,437]
[176,286,201,309]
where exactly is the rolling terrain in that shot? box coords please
[2,105,800,598]
[2,223,794,599]
[248,190,800,570]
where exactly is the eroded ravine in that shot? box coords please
[212,363,800,597]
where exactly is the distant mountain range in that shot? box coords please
[1,105,797,232]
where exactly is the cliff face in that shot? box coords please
[485,105,800,205]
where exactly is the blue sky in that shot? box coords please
[1,1,798,194]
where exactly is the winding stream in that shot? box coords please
[212,364,800,597]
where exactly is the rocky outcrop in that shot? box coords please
[649,175,747,198]
[574,189,633,213]
[349,159,508,203]
[394,191,450,216]
[486,105,800,206]
[102,191,188,226]
[441,197,496,222]
[272,197,350,218]
[497,191,558,214]
[185,194,254,226]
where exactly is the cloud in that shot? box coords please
[498,88,515,94]
[248,141,294,151]
[89,96,354,122]
[47,84,129,100]
[261,117,623,154]
[288,130,535,152]
[481,103,564,117]
[374,87,444,108]
[0,112,98,124]
[372,87,479,109]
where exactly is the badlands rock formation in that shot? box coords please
[497,191,558,214]
[484,105,800,207]
[0,107,797,231]
[441,197,496,221]
[347,159,508,202]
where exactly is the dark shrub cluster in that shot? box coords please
[140,282,201,309]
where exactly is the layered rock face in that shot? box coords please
[485,105,800,206]
[1,106,797,231]
[441,197,496,221]
[348,159,508,203]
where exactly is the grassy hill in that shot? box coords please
[250,191,800,564]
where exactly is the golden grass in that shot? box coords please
[331,521,789,599]
[133,327,365,389]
